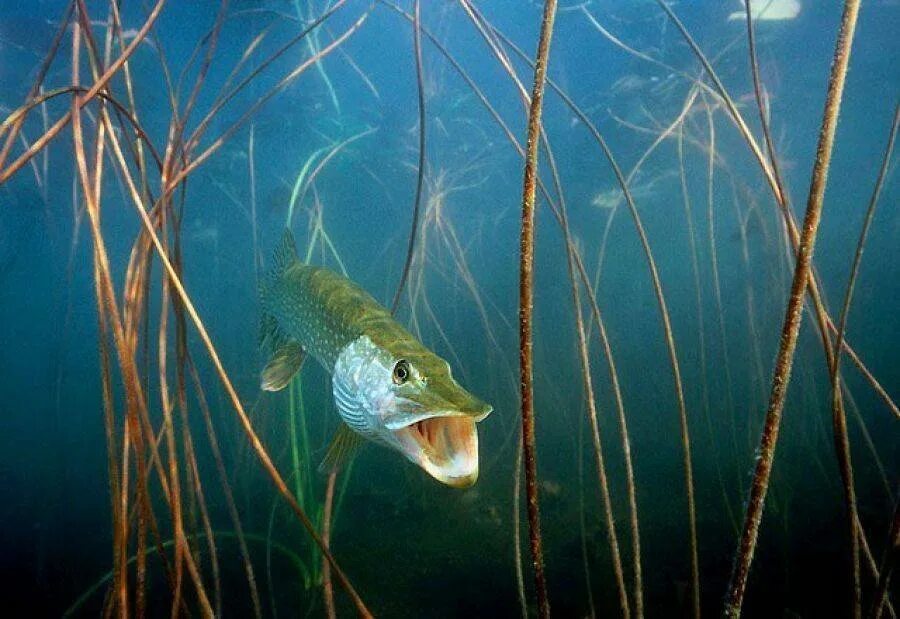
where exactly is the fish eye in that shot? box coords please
[392,359,411,385]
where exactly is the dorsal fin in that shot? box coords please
[271,228,299,277]
[259,228,299,301]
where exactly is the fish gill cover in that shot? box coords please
[0,0,897,617]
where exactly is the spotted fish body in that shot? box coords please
[259,231,492,487]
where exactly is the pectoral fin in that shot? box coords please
[318,423,364,474]
[260,342,305,391]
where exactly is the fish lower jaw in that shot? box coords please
[393,417,480,488]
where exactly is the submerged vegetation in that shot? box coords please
[0,0,896,617]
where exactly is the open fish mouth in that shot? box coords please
[393,416,480,488]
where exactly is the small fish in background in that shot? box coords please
[591,170,675,211]
[186,218,220,246]
[259,230,492,488]
[540,479,563,498]
[728,0,801,22]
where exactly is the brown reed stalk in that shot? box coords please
[0,86,166,171]
[828,103,898,619]
[477,22,694,614]
[382,7,643,611]
[102,18,376,612]
[156,215,187,618]
[78,21,129,608]
[555,165,630,619]
[678,122,740,532]
[174,249,230,617]
[869,500,899,618]
[743,1,787,207]
[69,24,141,615]
[502,52,634,602]
[528,87,634,618]
[575,409,597,619]
[322,471,338,619]
[652,2,898,430]
[77,35,274,614]
[569,248,643,617]
[391,0,427,313]
[74,75,217,619]
[724,1,861,615]
[125,8,368,609]
[0,0,74,169]
[182,0,349,158]
[110,232,180,613]
[106,0,152,201]
[653,7,894,607]
[186,351,261,617]
[99,111,372,617]
[517,1,558,616]
[446,0,568,616]
[513,442,528,619]
[183,428,221,616]
[536,50,702,619]
[118,391,132,615]
[249,125,261,281]
[172,0,229,153]
[519,64,634,607]
[456,6,621,612]
[169,6,371,191]
[95,262,125,614]
[702,99,740,462]
[0,0,166,184]
[74,12,212,611]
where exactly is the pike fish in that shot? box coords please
[259,231,492,488]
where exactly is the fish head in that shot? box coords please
[332,336,492,488]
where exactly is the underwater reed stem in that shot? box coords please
[322,470,338,619]
[477,24,691,614]
[156,237,188,617]
[703,101,739,469]
[724,1,861,614]
[182,0,348,165]
[250,124,261,282]
[569,250,643,618]
[65,531,310,617]
[538,47,702,619]
[743,1,787,206]
[829,103,898,619]
[188,352,261,618]
[391,0,427,313]
[180,412,222,616]
[561,206,630,619]
[518,1,558,616]
[657,0,899,425]
[513,443,528,619]
[0,0,74,170]
[101,115,372,617]
[170,4,370,191]
[0,0,166,184]
[869,500,899,618]
[171,0,228,157]
[392,9,643,611]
